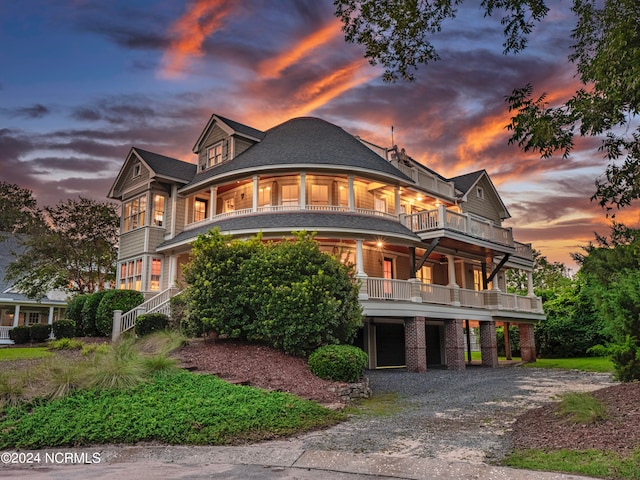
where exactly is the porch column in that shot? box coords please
[348,175,355,212]
[395,186,401,215]
[170,184,178,238]
[445,319,466,370]
[47,307,54,326]
[252,175,259,212]
[479,321,499,368]
[300,172,306,209]
[446,254,458,287]
[169,255,179,287]
[519,323,537,362]
[355,239,368,300]
[405,316,427,372]
[527,270,534,296]
[209,186,217,219]
[12,305,20,327]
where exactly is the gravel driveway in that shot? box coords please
[297,366,614,464]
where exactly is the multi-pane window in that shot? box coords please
[207,141,224,167]
[150,259,162,291]
[281,184,298,206]
[152,194,165,227]
[310,184,329,205]
[258,186,271,206]
[123,196,147,232]
[194,198,208,222]
[473,268,483,291]
[417,265,433,284]
[26,312,40,325]
[120,258,143,290]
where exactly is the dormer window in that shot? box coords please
[132,164,141,178]
[207,141,226,167]
[476,186,484,200]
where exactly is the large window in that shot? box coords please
[120,258,143,290]
[281,184,298,206]
[123,195,147,232]
[338,184,348,206]
[417,265,433,284]
[150,259,162,291]
[194,198,208,222]
[152,194,165,227]
[310,184,329,205]
[374,196,387,213]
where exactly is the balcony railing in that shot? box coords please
[402,207,513,247]
[364,278,544,314]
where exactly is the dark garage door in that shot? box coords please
[375,323,405,367]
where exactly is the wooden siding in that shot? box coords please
[234,137,255,157]
[120,161,150,194]
[147,228,166,252]
[460,176,503,225]
[119,229,147,260]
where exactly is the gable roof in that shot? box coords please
[450,170,511,219]
[192,113,265,153]
[182,117,413,192]
[108,147,197,199]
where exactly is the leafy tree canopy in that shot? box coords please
[0,181,43,239]
[335,0,640,211]
[6,197,119,299]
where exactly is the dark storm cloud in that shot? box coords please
[9,104,51,119]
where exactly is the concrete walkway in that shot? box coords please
[0,444,593,479]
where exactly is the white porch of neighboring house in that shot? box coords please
[0,301,67,345]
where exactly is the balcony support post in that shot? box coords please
[300,172,306,210]
[252,175,259,212]
[405,316,427,372]
[348,175,355,212]
[355,239,368,300]
[209,186,217,219]
[408,278,422,303]
[479,321,499,368]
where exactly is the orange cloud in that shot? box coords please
[160,0,233,79]
[258,20,343,78]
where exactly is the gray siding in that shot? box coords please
[234,137,255,156]
[119,229,146,260]
[120,162,150,194]
[460,176,503,225]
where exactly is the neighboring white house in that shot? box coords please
[108,114,545,371]
[0,236,68,344]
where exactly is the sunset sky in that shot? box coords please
[1,0,637,269]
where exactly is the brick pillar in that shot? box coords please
[519,323,537,362]
[479,321,498,368]
[445,319,466,370]
[405,316,427,372]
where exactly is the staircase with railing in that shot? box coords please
[112,286,182,340]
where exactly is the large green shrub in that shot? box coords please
[65,294,90,336]
[9,326,30,344]
[308,345,368,382]
[95,290,144,337]
[183,230,363,356]
[30,323,52,343]
[135,313,169,337]
[52,319,76,339]
[81,291,109,337]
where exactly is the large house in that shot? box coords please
[108,114,545,371]
[0,236,68,344]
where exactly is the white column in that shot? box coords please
[395,186,401,215]
[12,305,20,327]
[348,175,355,212]
[209,186,217,219]
[170,255,179,287]
[47,307,54,325]
[300,172,306,209]
[252,175,259,212]
[170,184,178,238]
[527,270,535,296]
[447,254,458,287]
[355,239,366,276]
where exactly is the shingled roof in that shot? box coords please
[133,148,197,183]
[158,211,420,250]
[183,117,413,190]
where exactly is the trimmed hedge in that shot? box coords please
[65,294,90,336]
[30,323,52,343]
[52,319,76,339]
[135,313,169,336]
[95,290,144,337]
[81,290,109,337]
[9,325,30,344]
[308,345,368,383]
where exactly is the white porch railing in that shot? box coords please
[419,283,451,305]
[367,278,412,300]
[115,286,181,338]
[363,277,543,315]
[0,326,11,343]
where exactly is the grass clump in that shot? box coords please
[0,371,343,448]
[556,392,607,424]
[0,372,26,408]
[344,392,407,417]
[48,338,85,350]
[503,448,640,480]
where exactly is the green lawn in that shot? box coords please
[0,347,51,362]
[523,357,614,373]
